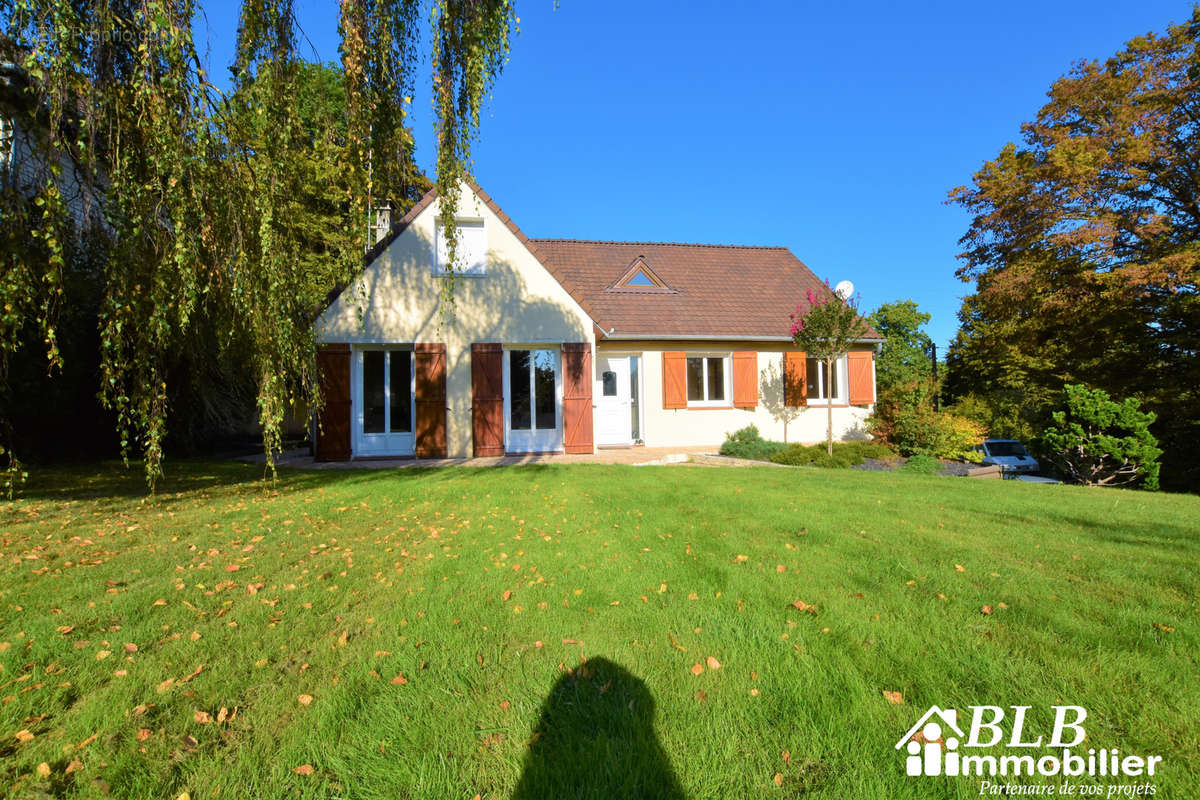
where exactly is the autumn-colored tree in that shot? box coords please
[789,284,870,455]
[947,10,1200,491]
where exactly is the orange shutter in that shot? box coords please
[848,350,875,406]
[315,344,352,461]
[414,343,447,457]
[562,343,594,454]
[732,351,758,408]
[471,343,504,456]
[784,351,807,407]
[662,352,687,409]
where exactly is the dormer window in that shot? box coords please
[433,218,487,276]
[607,257,675,293]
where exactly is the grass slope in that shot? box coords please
[1,463,1197,799]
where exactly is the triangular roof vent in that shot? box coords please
[607,257,676,293]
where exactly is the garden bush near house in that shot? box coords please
[719,425,786,460]
[769,441,894,468]
[870,379,985,461]
[1042,384,1161,490]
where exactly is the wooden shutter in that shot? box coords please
[315,344,352,461]
[784,351,807,407]
[471,343,504,456]
[562,343,594,454]
[662,351,687,409]
[848,350,875,406]
[414,343,447,457]
[732,351,758,408]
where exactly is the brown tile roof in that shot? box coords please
[531,238,880,341]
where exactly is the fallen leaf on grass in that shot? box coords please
[791,600,818,615]
[294,764,313,775]
[883,690,904,705]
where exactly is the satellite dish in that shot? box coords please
[834,280,855,300]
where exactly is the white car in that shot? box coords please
[977,439,1040,476]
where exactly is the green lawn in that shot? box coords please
[1,462,1197,799]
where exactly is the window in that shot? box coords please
[433,219,487,275]
[805,356,845,403]
[361,349,413,434]
[509,349,558,431]
[686,355,728,405]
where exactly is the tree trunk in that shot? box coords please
[826,356,834,456]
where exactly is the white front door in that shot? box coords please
[596,355,634,446]
[354,347,415,456]
[504,348,563,453]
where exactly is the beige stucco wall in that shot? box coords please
[316,185,594,457]
[598,342,875,448]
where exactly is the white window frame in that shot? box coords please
[805,354,848,405]
[432,217,487,276]
[685,353,731,408]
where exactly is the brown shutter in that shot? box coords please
[471,343,504,456]
[784,351,807,407]
[732,351,758,408]
[848,350,875,406]
[414,343,447,457]
[662,351,687,409]
[562,343,594,454]
[315,344,352,461]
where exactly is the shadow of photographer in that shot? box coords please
[511,657,686,800]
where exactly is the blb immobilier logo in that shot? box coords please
[895,705,1163,795]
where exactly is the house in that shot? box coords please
[313,182,880,460]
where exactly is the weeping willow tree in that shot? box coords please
[0,0,514,492]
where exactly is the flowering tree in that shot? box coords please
[789,283,871,455]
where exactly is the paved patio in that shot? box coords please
[251,445,722,469]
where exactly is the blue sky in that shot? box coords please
[195,0,1194,350]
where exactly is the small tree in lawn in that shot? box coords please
[1042,384,1162,490]
[789,284,871,455]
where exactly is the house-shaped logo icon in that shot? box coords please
[895,706,966,777]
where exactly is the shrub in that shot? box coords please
[1042,384,1161,490]
[719,426,786,461]
[901,454,942,474]
[870,380,985,461]
[768,441,894,468]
